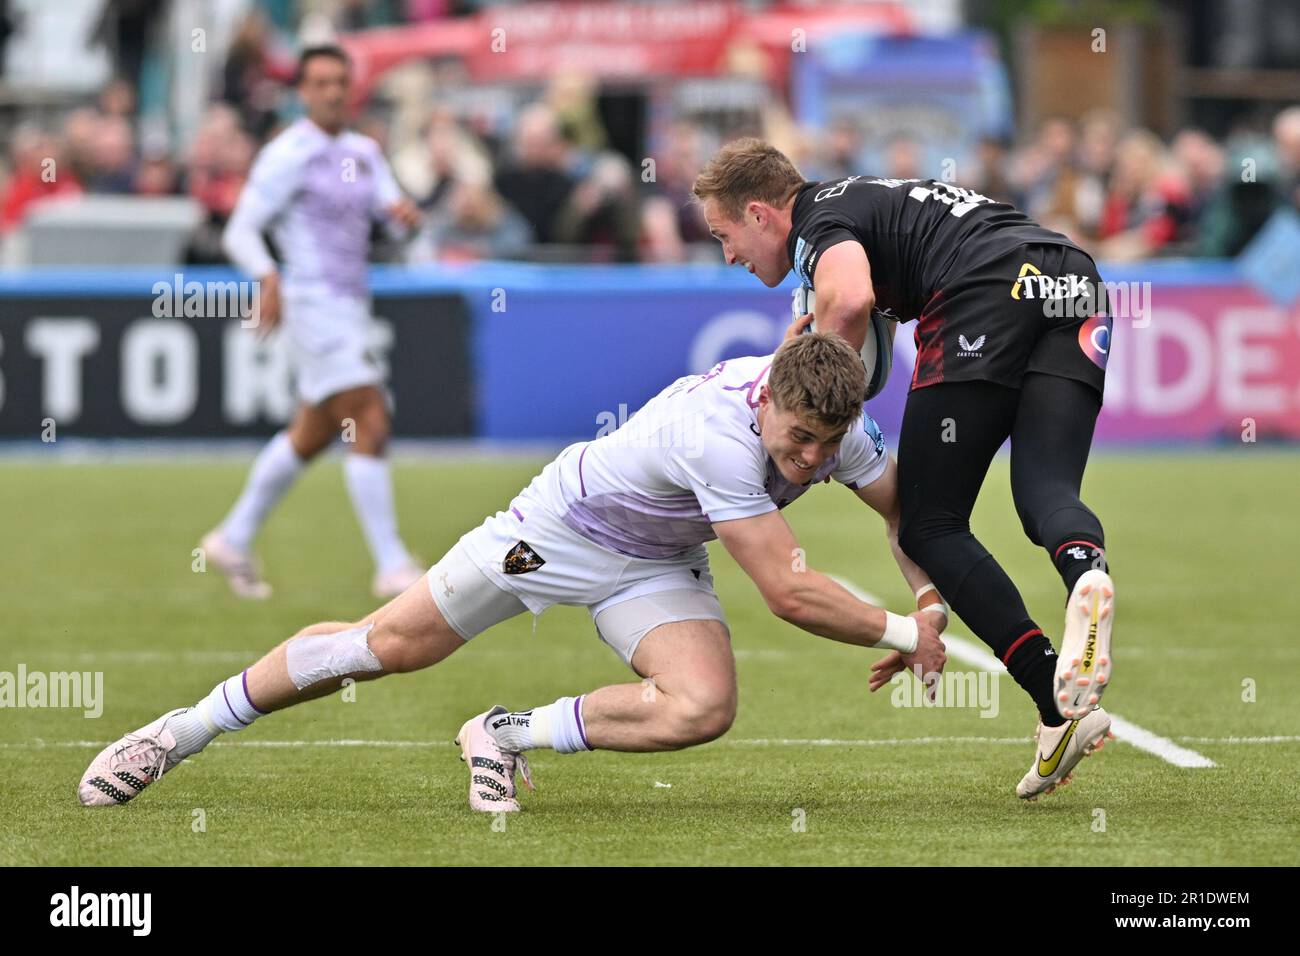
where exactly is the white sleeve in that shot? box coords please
[221,141,303,278]
[369,143,403,216]
[666,429,776,524]
[832,407,890,489]
[367,142,412,240]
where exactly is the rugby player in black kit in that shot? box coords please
[693,138,1116,799]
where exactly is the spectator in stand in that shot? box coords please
[1018,116,1087,238]
[1199,111,1300,257]
[545,70,608,156]
[0,125,82,234]
[133,133,179,196]
[1171,128,1226,240]
[409,177,532,263]
[883,133,924,180]
[554,151,641,263]
[82,114,137,193]
[183,107,255,263]
[805,118,863,182]
[971,134,1023,208]
[494,104,576,245]
[63,108,104,186]
[221,10,294,142]
[1272,106,1300,215]
[1074,109,1122,239]
[411,115,492,211]
[1097,129,1192,261]
[641,119,712,262]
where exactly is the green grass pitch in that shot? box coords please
[2,450,1297,866]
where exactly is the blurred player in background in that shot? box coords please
[695,139,1117,800]
[203,44,424,600]
[78,334,948,812]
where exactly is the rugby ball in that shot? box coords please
[793,286,896,400]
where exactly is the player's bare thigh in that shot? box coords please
[287,384,390,458]
[583,619,737,750]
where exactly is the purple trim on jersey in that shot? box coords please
[574,695,593,751]
[222,680,250,726]
[687,360,727,392]
[561,491,714,559]
[511,506,524,521]
[242,669,267,715]
[577,445,589,497]
[745,362,773,408]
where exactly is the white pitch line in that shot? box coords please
[828,575,1217,769]
[729,736,1027,746]
[1177,735,1300,744]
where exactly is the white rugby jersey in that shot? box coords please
[521,354,889,559]
[222,118,403,297]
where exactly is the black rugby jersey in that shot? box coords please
[786,176,1084,323]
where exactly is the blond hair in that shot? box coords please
[691,137,805,220]
[769,333,865,429]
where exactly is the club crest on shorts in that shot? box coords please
[503,540,545,575]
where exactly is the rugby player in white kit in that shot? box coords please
[79,334,948,812]
[201,45,424,600]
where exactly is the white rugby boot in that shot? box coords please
[200,530,272,600]
[1055,569,1114,719]
[455,706,534,812]
[1016,707,1114,801]
[78,709,190,806]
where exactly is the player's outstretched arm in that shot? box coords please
[851,454,949,629]
[713,511,944,676]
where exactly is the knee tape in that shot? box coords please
[285,622,382,690]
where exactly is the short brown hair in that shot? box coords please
[692,137,805,221]
[295,44,351,85]
[768,332,865,430]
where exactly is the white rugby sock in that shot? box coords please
[170,671,267,759]
[220,432,304,552]
[490,696,592,754]
[343,453,413,574]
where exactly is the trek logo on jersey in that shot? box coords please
[1010,262,1095,300]
[503,541,545,575]
[957,333,986,358]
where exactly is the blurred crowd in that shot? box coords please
[2,5,1298,266]
[955,110,1300,261]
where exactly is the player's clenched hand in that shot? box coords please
[784,312,814,341]
[253,271,281,337]
[902,614,946,701]
[386,197,422,231]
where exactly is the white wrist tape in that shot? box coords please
[879,612,919,654]
[914,584,949,620]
